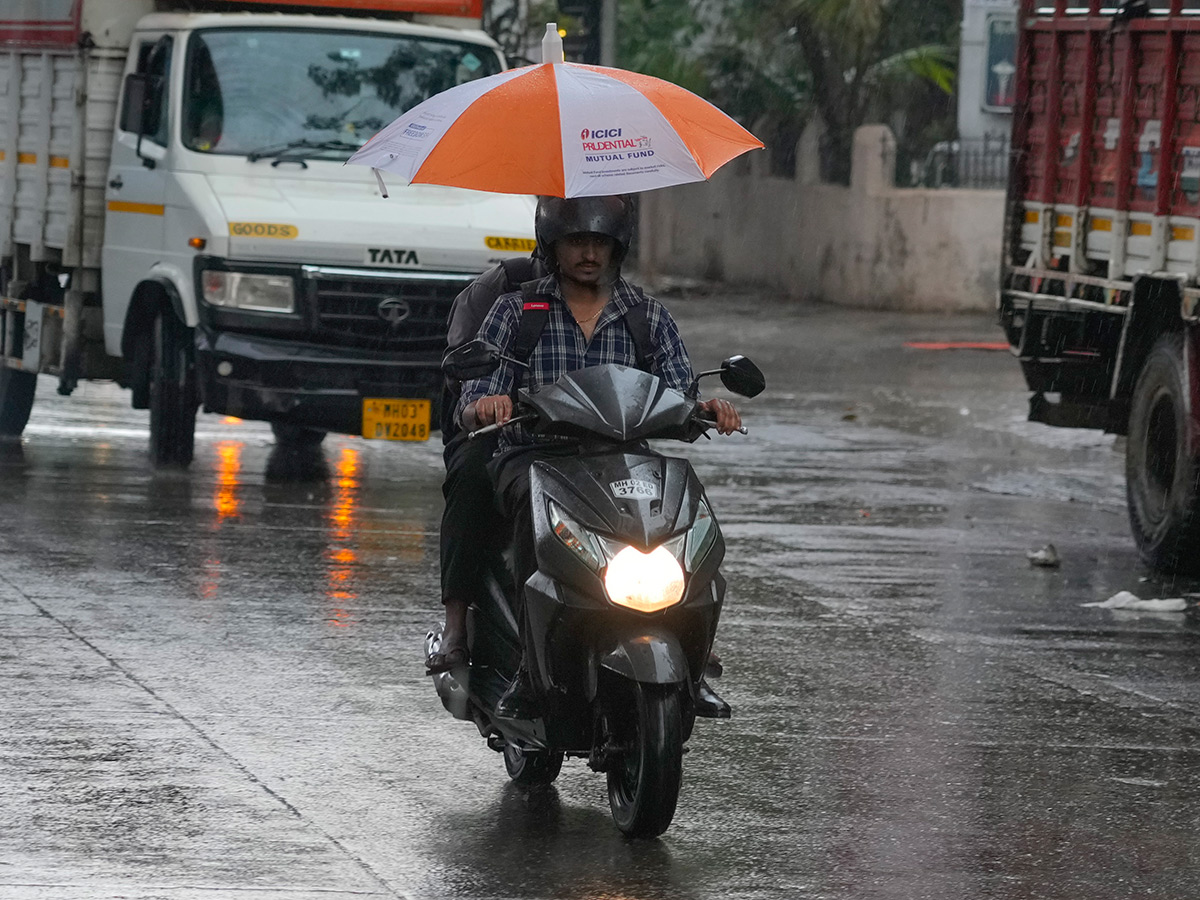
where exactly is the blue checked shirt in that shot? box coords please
[457,275,695,450]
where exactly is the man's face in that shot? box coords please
[555,232,616,286]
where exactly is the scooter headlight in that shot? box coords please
[604,545,685,614]
[548,500,603,571]
[684,499,718,571]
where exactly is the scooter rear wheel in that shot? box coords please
[607,682,683,838]
[503,740,564,786]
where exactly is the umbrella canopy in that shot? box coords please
[347,39,763,198]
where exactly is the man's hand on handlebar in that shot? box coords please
[464,394,513,431]
[698,397,742,435]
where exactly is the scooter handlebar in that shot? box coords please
[696,416,748,435]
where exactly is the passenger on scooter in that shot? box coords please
[457,194,741,719]
[426,251,549,677]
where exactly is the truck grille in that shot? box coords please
[304,267,475,351]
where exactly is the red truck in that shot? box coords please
[1001,0,1200,574]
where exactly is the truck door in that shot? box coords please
[101,34,172,357]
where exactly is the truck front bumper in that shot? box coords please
[195,328,443,436]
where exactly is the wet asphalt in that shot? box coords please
[2,289,1199,900]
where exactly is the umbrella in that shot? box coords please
[346,25,763,199]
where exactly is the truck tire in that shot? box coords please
[271,422,326,447]
[1125,332,1200,574]
[0,369,36,437]
[148,308,197,467]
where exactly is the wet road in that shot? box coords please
[2,291,1199,899]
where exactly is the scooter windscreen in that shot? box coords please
[521,365,694,443]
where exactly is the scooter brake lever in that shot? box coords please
[468,413,537,440]
[467,422,503,439]
[696,416,749,435]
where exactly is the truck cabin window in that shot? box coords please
[182,29,503,156]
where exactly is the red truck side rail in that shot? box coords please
[1003,1,1200,429]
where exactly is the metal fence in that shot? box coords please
[904,136,1012,190]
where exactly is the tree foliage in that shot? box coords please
[611,0,960,183]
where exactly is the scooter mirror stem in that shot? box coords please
[688,369,723,398]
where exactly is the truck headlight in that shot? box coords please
[604,545,685,614]
[202,270,295,313]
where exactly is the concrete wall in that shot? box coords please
[638,125,1006,312]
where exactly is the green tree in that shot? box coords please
[612,0,959,183]
[748,0,958,183]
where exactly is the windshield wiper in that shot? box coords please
[246,139,362,163]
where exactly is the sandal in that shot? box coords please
[425,640,469,675]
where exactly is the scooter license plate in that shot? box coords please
[361,398,431,441]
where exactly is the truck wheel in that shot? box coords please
[0,369,36,437]
[148,309,197,467]
[1126,332,1200,574]
[271,423,326,447]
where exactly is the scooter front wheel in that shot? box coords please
[503,740,564,786]
[607,682,683,838]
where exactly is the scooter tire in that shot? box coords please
[503,740,564,786]
[607,682,683,838]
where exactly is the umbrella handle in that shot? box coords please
[373,168,389,199]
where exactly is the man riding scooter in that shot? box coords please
[454,194,741,719]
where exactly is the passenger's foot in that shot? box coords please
[425,635,469,675]
[694,677,731,718]
[495,668,540,719]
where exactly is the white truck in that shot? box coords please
[0,0,537,464]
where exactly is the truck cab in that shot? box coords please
[0,0,537,465]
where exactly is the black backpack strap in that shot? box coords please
[509,283,553,394]
[619,286,655,373]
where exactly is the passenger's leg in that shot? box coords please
[492,451,541,718]
[430,432,499,673]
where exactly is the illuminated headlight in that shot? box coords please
[604,545,685,614]
[548,498,687,613]
[202,270,295,313]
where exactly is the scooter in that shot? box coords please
[427,340,765,837]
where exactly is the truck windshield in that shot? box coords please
[182,28,504,157]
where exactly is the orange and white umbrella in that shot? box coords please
[347,29,762,198]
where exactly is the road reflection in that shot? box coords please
[326,447,360,628]
[213,440,243,523]
[421,783,694,900]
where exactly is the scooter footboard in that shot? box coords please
[600,630,689,684]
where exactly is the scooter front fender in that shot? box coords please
[600,630,689,684]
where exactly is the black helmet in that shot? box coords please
[535,195,635,272]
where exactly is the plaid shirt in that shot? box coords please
[457,275,694,449]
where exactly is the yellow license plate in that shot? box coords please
[362,398,431,441]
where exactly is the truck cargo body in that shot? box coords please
[1000,0,1200,572]
[0,0,535,464]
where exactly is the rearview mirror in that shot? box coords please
[119,73,149,134]
[442,339,502,381]
[719,355,765,398]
